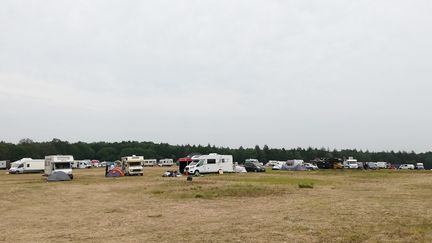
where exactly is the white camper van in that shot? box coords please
[72,160,91,169]
[121,155,144,176]
[185,153,234,175]
[45,155,74,179]
[158,159,174,167]
[344,157,359,169]
[9,158,45,174]
[143,159,157,167]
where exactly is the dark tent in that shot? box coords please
[47,171,71,182]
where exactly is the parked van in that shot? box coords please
[399,164,415,170]
[121,155,144,176]
[376,162,388,169]
[9,158,45,174]
[185,153,233,175]
[45,155,74,179]
[158,159,174,167]
[143,159,157,167]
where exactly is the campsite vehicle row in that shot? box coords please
[4,154,428,181]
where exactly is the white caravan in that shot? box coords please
[9,158,45,174]
[344,157,359,169]
[287,160,304,166]
[121,155,144,176]
[44,155,74,179]
[185,153,234,175]
[158,159,174,167]
[143,159,157,167]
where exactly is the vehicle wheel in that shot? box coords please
[70,175,74,180]
[254,169,257,172]
[140,173,143,176]
[194,170,200,176]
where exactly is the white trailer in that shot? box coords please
[158,159,174,167]
[45,155,74,179]
[9,158,45,174]
[121,155,144,176]
[185,153,234,175]
[143,159,157,167]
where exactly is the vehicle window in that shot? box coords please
[27,164,30,167]
[207,159,216,164]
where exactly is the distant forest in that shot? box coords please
[1,138,431,169]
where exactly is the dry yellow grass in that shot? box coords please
[0,168,431,242]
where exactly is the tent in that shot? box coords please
[107,167,124,177]
[235,165,247,173]
[47,171,71,182]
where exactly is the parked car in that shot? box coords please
[244,162,266,172]
[303,163,319,170]
[399,164,415,170]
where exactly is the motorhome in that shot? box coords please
[44,155,74,179]
[158,159,174,167]
[9,158,45,174]
[143,159,157,167]
[344,157,359,169]
[0,160,10,170]
[121,155,144,176]
[185,153,234,175]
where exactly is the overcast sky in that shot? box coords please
[1,1,431,152]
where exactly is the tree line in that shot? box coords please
[0,138,431,169]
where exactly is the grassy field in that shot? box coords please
[1,167,431,242]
